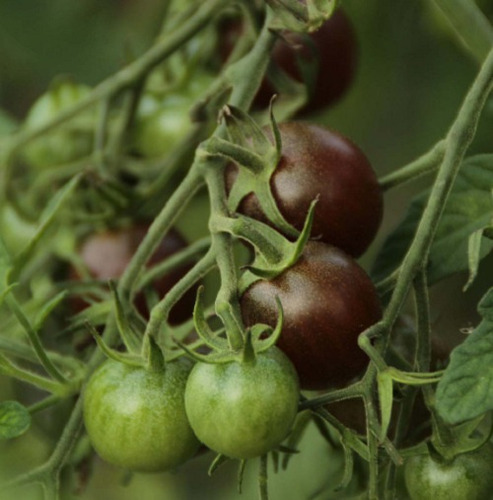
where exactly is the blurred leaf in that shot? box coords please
[0,108,17,136]
[435,287,493,424]
[372,155,493,285]
[0,400,31,439]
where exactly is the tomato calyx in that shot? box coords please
[175,286,284,366]
[202,104,297,237]
[266,0,338,33]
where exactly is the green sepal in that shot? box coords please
[208,453,229,476]
[109,281,142,355]
[251,297,284,354]
[237,459,247,493]
[193,286,229,352]
[0,401,31,440]
[203,104,298,237]
[282,410,312,470]
[143,334,165,373]
[267,0,338,32]
[84,322,143,368]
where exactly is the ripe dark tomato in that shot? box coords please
[404,443,493,500]
[240,241,382,390]
[184,347,299,459]
[73,224,195,324]
[83,358,200,472]
[219,9,357,114]
[226,122,383,257]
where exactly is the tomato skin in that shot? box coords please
[404,443,493,500]
[184,347,299,459]
[73,224,195,324]
[226,122,383,258]
[240,242,382,390]
[23,82,94,169]
[83,358,200,473]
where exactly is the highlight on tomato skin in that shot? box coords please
[71,224,196,325]
[240,241,382,390]
[226,121,383,258]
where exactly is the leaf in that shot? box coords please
[372,155,493,285]
[435,288,493,423]
[0,401,31,439]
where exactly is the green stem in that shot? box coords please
[144,248,216,343]
[137,236,211,290]
[413,270,432,372]
[206,163,244,351]
[120,166,205,299]
[0,0,228,158]
[433,0,493,64]
[259,455,269,500]
[360,47,493,362]
[379,140,445,191]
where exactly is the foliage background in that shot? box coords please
[1,0,492,498]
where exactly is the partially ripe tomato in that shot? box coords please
[184,348,299,459]
[226,122,383,257]
[73,224,195,324]
[240,242,382,390]
[83,358,200,472]
[404,443,493,500]
[219,9,357,114]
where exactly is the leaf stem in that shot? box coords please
[379,140,445,191]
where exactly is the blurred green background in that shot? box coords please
[1,0,493,499]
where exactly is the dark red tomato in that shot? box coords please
[226,122,383,257]
[73,225,195,325]
[240,241,382,390]
[220,9,357,114]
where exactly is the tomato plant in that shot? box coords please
[72,224,196,324]
[226,122,383,257]
[184,347,299,459]
[83,357,200,472]
[404,443,493,500]
[240,241,382,389]
[2,2,493,499]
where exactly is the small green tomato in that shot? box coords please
[83,358,200,473]
[184,347,299,459]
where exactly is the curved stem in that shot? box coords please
[379,140,445,191]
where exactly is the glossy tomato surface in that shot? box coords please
[240,241,382,390]
[404,443,493,500]
[74,224,195,324]
[83,358,200,473]
[184,347,299,459]
[227,122,383,257]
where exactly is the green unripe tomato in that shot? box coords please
[404,443,493,500]
[184,347,299,459]
[83,358,200,473]
[132,72,214,158]
[133,94,193,158]
[23,80,94,169]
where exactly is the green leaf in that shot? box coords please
[0,235,13,306]
[435,288,493,424]
[373,155,493,285]
[0,401,31,439]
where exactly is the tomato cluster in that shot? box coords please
[232,121,383,390]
